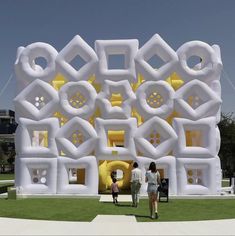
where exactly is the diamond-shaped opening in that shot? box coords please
[69,130,87,148]
[185,130,203,147]
[108,54,125,69]
[147,54,165,70]
[107,130,125,148]
[69,91,87,109]
[31,168,47,184]
[68,168,85,184]
[34,57,48,70]
[147,131,166,148]
[109,93,123,107]
[187,168,203,185]
[53,112,68,127]
[70,55,87,71]
[31,130,48,147]
[146,91,164,108]
[182,87,211,110]
[186,56,202,69]
[26,88,52,110]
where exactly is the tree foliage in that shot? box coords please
[218,113,235,177]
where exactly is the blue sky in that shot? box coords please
[0,0,235,113]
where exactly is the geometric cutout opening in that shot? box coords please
[147,54,165,70]
[185,130,203,147]
[31,131,48,147]
[69,92,86,109]
[68,168,85,185]
[107,130,125,147]
[70,54,87,71]
[108,54,125,70]
[148,131,161,148]
[69,130,85,148]
[110,93,123,107]
[146,91,164,108]
[31,168,47,185]
[187,168,203,185]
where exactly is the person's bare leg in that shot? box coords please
[148,193,152,217]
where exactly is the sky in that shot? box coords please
[0,0,235,114]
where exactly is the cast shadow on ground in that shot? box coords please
[126,213,151,219]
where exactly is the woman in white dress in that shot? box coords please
[145,162,161,219]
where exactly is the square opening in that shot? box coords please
[107,130,125,147]
[68,168,85,185]
[31,168,47,185]
[31,131,48,147]
[187,168,204,185]
[185,130,203,147]
[108,54,125,69]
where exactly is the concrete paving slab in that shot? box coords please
[0,217,234,235]
[99,194,132,202]
[92,215,137,222]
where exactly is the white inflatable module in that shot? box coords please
[176,41,222,83]
[16,118,59,158]
[59,81,97,119]
[15,157,57,194]
[55,117,97,159]
[15,42,58,83]
[134,117,177,159]
[95,118,137,160]
[95,39,138,83]
[135,80,174,119]
[173,117,217,158]
[174,80,221,120]
[57,156,98,194]
[14,79,59,122]
[97,80,136,119]
[135,34,178,81]
[56,35,98,81]
[176,157,217,195]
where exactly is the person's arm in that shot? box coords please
[157,172,161,185]
[130,170,134,182]
[145,172,148,183]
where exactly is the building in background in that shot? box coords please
[0,109,17,173]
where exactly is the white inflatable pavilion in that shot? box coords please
[14,34,222,195]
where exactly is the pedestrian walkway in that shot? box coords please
[0,217,234,235]
[92,215,137,222]
[99,194,132,202]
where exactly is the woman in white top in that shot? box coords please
[145,162,161,219]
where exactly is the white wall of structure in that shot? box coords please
[14,34,222,195]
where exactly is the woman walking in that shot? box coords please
[145,162,161,219]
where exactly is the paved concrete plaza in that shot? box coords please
[0,217,234,235]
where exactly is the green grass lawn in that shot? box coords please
[0,198,234,222]
[0,174,14,181]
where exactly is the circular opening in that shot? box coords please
[40,177,47,184]
[33,177,39,183]
[34,57,48,70]
[187,56,202,69]
[116,169,124,180]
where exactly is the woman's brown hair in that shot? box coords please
[149,162,157,173]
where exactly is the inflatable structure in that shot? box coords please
[14,34,222,195]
